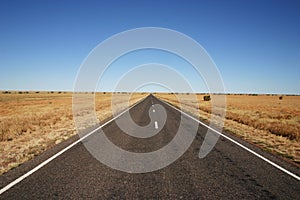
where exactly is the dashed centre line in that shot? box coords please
[154,121,158,129]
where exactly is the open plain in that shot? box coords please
[156,93,300,165]
[0,92,299,176]
[0,95,299,199]
[0,92,147,175]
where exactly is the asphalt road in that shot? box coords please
[0,94,299,199]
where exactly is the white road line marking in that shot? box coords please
[153,109,155,112]
[0,97,147,195]
[158,98,300,181]
[2,96,299,195]
[154,121,158,129]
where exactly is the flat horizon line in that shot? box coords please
[0,90,299,96]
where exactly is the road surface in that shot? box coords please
[0,95,299,199]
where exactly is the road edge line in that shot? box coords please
[155,96,300,181]
[0,95,148,195]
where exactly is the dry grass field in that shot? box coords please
[0,92,299,175]
[155,93,300,165]
[0,92,147,175]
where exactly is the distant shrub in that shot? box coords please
[36,91,40,93]
[279,96,283,100]
[203,95,211,101]
[18,91,23,94]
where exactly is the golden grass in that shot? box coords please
[155,93,300,164]
[0,92,147,175]
[1,92,299,174]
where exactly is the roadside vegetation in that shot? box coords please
[155,93,300,165]
[0,91,147,175]
[0,91,299,175]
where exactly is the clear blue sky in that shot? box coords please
[0,0,299,94]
